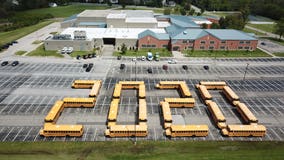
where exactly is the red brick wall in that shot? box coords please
[171,35,258,51]
[138,35,170,49]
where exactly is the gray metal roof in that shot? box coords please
[138,29,170,40]
[205,29,257,40]
[172,29,208,40]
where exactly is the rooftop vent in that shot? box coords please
[183,31,187,35]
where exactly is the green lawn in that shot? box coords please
[70,51,95,58]
[0,20,53,47]
[19,5,110,18]
[273,52,284,57]
[247,23,276,33]
[0,141,283,160]
[114,48,172,57]
[27,45,64,58]
[184,49,271,57]
[243,27,266,36]
[15,50,27,56]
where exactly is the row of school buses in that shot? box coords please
[39,80,266,138]
[39,80,102,137]
[105,81,148,137]
[196,81,266,137]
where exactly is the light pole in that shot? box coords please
[243,63,249,80]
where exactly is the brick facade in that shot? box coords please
[138,35,170,49]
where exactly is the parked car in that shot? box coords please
[162,64,168,70]
[141,56,146,61]
[61,47,67,54]
[88,54,92,58]
[168,59,177,64]
[76,55,81,60]
[120,64,125,70]
[261,42,266,45]
[83,64,88,68]
[92,53,96,58]
[83,55,88,59]
[66,47,73,54]
[86,67,92,72]
[117,56,121,60]
[132,58,137,61]
[182,65,188,70]
[147,68,153,73]
[88,63,93,68]
[12,41,18,44]
[1,61,8,66]
[11,61,19,66]
[203,65,209,70]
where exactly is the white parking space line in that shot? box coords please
[12,127,23,141]
[2,127,14,142]
[23,127,33,141]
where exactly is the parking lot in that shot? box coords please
[0,58,283,142]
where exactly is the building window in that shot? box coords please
[221,41,226,44]
[244,46,250,50]
[209,46,214,50]
[142,45,146,48]
[151,45,156,48]
[200,46,205,50]
[239,41,244,44]
[182,40,187,43]
[246,41,251,44]
[220,46,225,50]
[162,45,168,48]
[210,41,214,44]
[200,41,206,44]
[238,46,243,49]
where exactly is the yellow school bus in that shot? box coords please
[40,123,83,137]
[198,85,212,101]
[223,86,239,103]
[166,125,209,137]
[105,125,148,137]
[138,84,146,99]
[199,81,227,90]
[113,83,122,99]
[236,102,258,124]
[207,101,226,129]
[155,81,182,89]
[160,101,172,128]
[164,98,195,108]
[107,99,120,127]
[44,101,64,123]
[71,80,97,89]
[139,99,147,125]
[89,80,102,97]
[63,98,96,108]
[119,81,144,89]
[179,82,192,98]
[222,124,266,137]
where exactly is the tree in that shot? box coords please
[120,0,126,9]
[219,17,226,29]
[211,23,220,29]
[121,43,127,54]
[107,0,112,7]
[201,23,208,29]
[275,18,284,40]
[180,8,186,15]
[164,8,171,15]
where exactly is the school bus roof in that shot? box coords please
[160,102,172,121]
[170,125,208,131]
[199,81,226,86]
[119,81,144,85]
[43,123,83,131]
[208,101,226,121]
[158,81,185,85]
[223,86,239,99]
[108,100,119,120]
[73,80,98,84]
[139,99,147,120]
[164,98,195,103]
[199,85,212,98]
[45,101,64,121]
[227,125,266,131]
[109,125,147,131]
[236,103,257,121]
[63,98,95,103]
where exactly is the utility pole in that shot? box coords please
[243,63,249,80]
